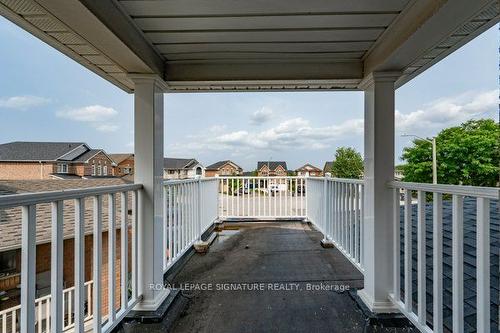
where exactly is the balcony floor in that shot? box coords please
[128,222,415,332]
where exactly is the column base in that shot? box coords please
[320,239,335,248]
[357,289,398,313]
[133,288,170,312]
[194,232,218,253]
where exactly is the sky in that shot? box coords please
[0,16,497,171]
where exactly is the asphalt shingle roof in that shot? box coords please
[0,142,86,161]
[296,163,322,171]
[72,149,103,162]
[109,153,133,164]
[257,161,287,171]
[397,197,499,332]
[0,179,133,251]
[206,160,242,170]
[164,158,199,169]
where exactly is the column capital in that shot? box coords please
[358,71,402,90]
[128,73,169,91]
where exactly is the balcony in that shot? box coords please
[0,1,498,332]
[0,176,497,333]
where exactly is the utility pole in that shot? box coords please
[402,134,437,184]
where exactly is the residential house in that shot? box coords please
[0,142,115,180]
[164,158,205,179]
[256,161,287,177]
[395,165,405,180]
[295,164,323,177]
[205,160,243,177]
[0,178,132,314]
[110,153,134,177]
[323,161,333,175]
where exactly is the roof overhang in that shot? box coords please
[0,0,498,92]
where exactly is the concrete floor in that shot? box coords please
[125,222,416,333]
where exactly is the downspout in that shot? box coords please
[39,161,42,179]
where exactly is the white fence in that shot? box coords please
[0,281,93,333]
[217,177,307,219]
[388,181,498,333]
[307,177,364,271]
[163,178,218,271]
[0,184,142,333]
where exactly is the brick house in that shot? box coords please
[0,142,116,180]
[164,158,205,179]
[205,160,243,177]
[110,153,134,177]
[256,161,287,177]
[295,163,323,177]
[0,179,132,315]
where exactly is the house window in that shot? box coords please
[92,164,96,176]
[123,167,131,174]
[168,170,175,174]
[0,250,18,277]
[97,165,102,176]
[196,167,202,175]
[103,166,108,176]
[57,163,68,173]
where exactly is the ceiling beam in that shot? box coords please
[76,0,164,75]
[165,60,362,82]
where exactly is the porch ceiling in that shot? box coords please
[0,0,498,92]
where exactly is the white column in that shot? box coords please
[357,71,400,313]
[130,74,169,310]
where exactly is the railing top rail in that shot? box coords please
[163,178,218,185]
[217,176,306,179]
[326,177,364,184]
[389,181,499,199]
[0,183,143,209]
[306,176,364,185]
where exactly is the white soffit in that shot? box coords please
[0,0,498,92]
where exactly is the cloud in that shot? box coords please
[250,106,274,125]
[0,95,50,110]
[56,105,120,132]
[396,89,497,133]
[94,124,119,132]
[56,105,118,122]
[167,117,363,156]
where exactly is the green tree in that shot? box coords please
[331,147,364,179]
[401,119,499,186]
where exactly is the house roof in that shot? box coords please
[296,163,322,172]
[0,142,87,162]
[72,149,106,163]
[206,160,242,171]
[110,153,134,164]
[0,178,133,251]
[400,198,499,332]
[257,161,287,171]
[323,161,333,172]
[164,158,200,170]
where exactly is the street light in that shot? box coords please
[401,134,437,184]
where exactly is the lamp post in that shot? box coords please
[402,134,437,184]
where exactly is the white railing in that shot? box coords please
[0,281,93,333]
[217,176,307,219]
[388,181,499,333]
[307,176,364,271]
[163,178,218,271]
[0,184,142,333]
